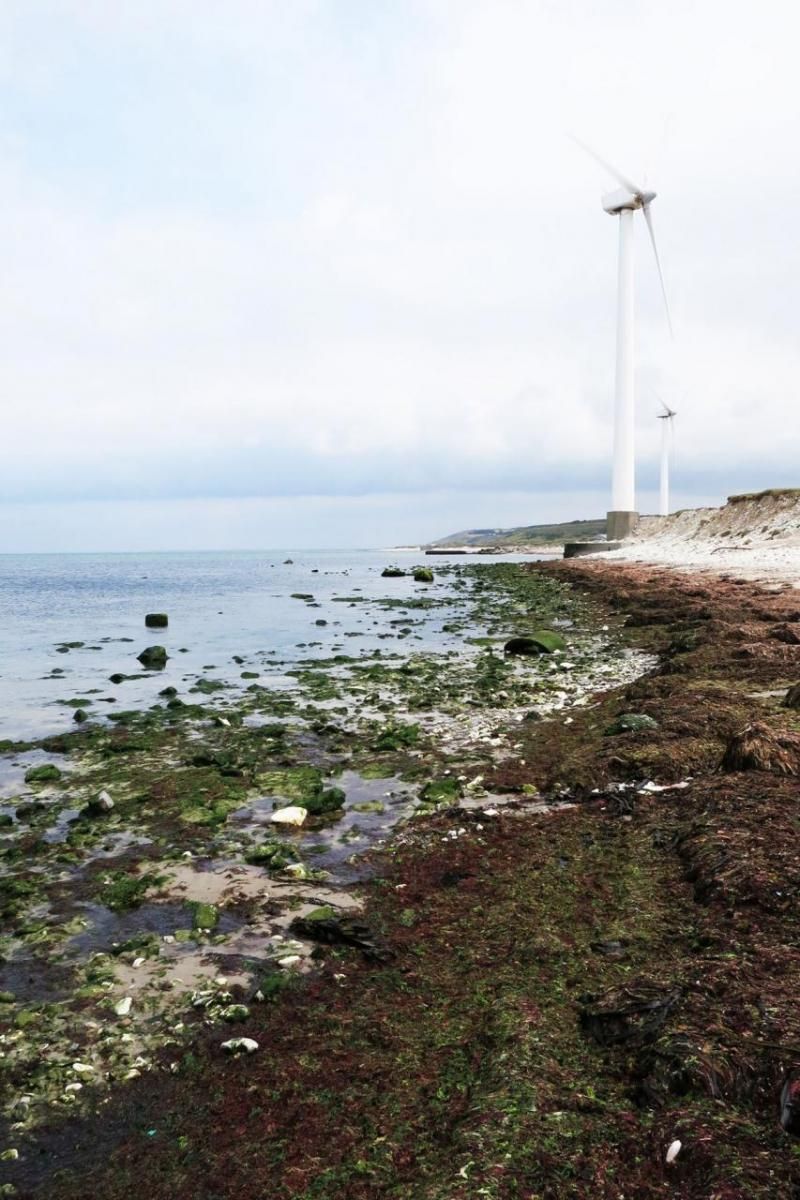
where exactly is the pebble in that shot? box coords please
[666,1140,682,1164]
[114,997,132,1017]
[277,955,302,968]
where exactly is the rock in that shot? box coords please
[504,630,566,656]
[783,683,800,710]
[137,645,168,669]
[782,1070,800,1134]
[221,1037,259,1055]
[0,815,12,828]
[289,913,394,962]
[381,567,406,578]
[114,996,132,1017]
[24,764,62,784]
[291,593,314,601]
[269,806,308,827]
[159,686,178,698]
[413,567,434,583]
[315,619,328,626]
[419,778,463,806]
[84,790,114,816]
[305,786,346,816]
[605,713,659,735]
[277,956,302,968]
[220,1004,249,1023]
[145,613,168,628]
[665,1140,682,1164]
[190,902,219,930]
[73,708,89,723]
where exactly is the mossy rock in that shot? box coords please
[245,840,297,869]
[189,901,219,930]
[373,722,420,751]
[258,766,325,807]
[381,567,406,578]
[419,777,463,806]
[73,708,89,723]
[24,764,62,784]
[504,630,566,656]
[413,567,434,584]
[306,786,346,816]
[304,905,338,922]
[145,613,169,628]
[137,645,169,669]
[605,712,660,736]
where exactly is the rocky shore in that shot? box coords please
[3,558,800,1197]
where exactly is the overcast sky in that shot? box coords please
[1,0,798,551]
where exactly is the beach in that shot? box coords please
[2,553,799,1197]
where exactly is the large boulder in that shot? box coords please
[145,613,168,628]
[137,645,169,669]
[413,567,434,583]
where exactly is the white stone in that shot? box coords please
[277,955,302,968]
[96,790,114,811]
[221,1037,259,1055]
[666,1139,682,1163]
[71,1062,93,1074]
[269,806,307,827]
[114,997,132,1017]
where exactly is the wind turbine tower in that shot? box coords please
[657,401,676,517]
[574,141,672,540]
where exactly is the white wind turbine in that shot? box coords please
[573,139,673,540]
[656,399,676,516]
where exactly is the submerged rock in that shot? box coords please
[145,613,168,628]
[137,645,169,669]
[381,567,406,578]
[413,567,434,583]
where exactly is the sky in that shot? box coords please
[1,0,799,551]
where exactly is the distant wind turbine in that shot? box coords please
[656,399,676,516]
[572,138,673,540]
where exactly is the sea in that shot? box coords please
[0,549,550,742]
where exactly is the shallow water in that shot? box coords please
[0,549,547,740]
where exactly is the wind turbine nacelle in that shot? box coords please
[602,188,640,214]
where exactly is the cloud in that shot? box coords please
[0,0,798,532]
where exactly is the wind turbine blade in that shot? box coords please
[569,135,645,196]
[642,203,673,337]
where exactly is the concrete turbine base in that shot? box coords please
[606,510,639,541]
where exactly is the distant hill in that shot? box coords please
[425,518,607,549]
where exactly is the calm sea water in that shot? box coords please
[0,549,547,740]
